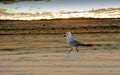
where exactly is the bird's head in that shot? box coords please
[66,32,72,36]
[64,32,72,37]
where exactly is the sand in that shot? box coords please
[0,33,120,75]
[0,18,120,34]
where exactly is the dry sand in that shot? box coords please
[0,33,120,75]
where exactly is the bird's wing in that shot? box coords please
[69,39,83,46]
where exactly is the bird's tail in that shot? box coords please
[82,44,93,47]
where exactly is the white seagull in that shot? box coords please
[65,32,93,52]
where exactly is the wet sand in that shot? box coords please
[0,33,120,75]
[0,18,120,34]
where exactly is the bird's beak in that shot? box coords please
[64,33,66,37]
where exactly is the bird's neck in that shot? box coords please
[66,36,73,42]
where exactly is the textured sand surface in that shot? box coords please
[0,33,120,75]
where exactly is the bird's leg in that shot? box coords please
[75,47,79,52]
[69,47,73,53]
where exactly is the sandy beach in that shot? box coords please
[0,0,120,74]
[0,33,120,75]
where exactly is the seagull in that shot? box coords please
[64,32,93,52]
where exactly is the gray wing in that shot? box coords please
[69,39,84,47]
